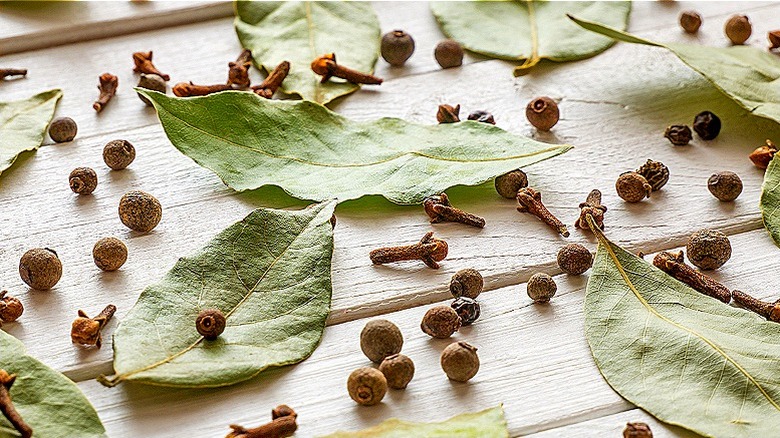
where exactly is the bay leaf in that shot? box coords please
[234,1,380,104]
[761,155,780,247]
[586,219,780,437]
[100,201,336,388]
[570,16,780,125]
[0,331,106,437]
[320,405,508,438]
[139,89,571,205]
[0,89,62,177]
[430,1,630,75]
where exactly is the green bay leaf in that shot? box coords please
[431,1,630,75]
[140,89,571,205]
[234,1,380,104]
[0,331,106,437]
[101,201,336,388]
[761,155,780,247]
[320,405,508,438]
[0,89,62,177]
[586,223,780,437]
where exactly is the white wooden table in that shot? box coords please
[1,1,779,436]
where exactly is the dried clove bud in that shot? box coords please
[71,305,116,348]
[623,422,653,438]
[0,291,23,326]
[252,61,290,99]
[652,251,731,303]
[770,30,780,50]
[172,82,233,97]
[0,69,27,80]
[93,73,118,112]
[311,53,382,85]
[575,189,606,231]
[516,187,569,237]
[732,290,780,323]
[436,104,460,123]
[423,192,485,228]
[749,139,777,169]
[226,405,298,438]
[228,49,252,88]
[132,51,170,80]
[0,370,33,438]
[370,232,448,269]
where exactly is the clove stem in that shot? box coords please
[0,370,32,438]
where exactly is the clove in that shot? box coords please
[436,104,460,124]
[0,370,32,438]
[0,69,27,80]
[93,73,118,112]
[311,53,383,85]
[423,192,485,228]
[226,405,297,438]
[652,251,731,303]
[172,82,234,97]
[71,304,116,348]
[732,290,780,323]
[370,232,448,269]
[575,189,607,231]
[516,187,569,237]
[132,51,170,81]
[228,49,252,88]
[252,61,291,99]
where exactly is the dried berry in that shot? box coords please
[707,171,742,202]
[527,273,557,303]
[679,11,702,34]
[770,30,780,50]
[93,237,128,271]
[347,367,387,406]
[494,169,528,199]
[616,172,652,203]
[749,139,777,169]
[137,73,167,106]
[360,319,403,363]
[636,159,669,191]
[725,15,752,45]
[623,422,653,438]
[434,39,464,68]
[467,110,495,125]
[119,190,162,233]
[420,305,461,338]
[379,353,415,389]
[449,268,483,299]
[19,248,62,290]
[71,305,115,348]
[0,291,23,324]
[440,341,479,382]
[557,244,593,275]
[68,167,98,195]
[103,139,136,170]
[381,30,415,66]
[664,125,692,146]
[693,111,721,140]
[437,104,460,123]
[196,308,226,340]
[526,96,559,131]
[450,297,480,325]
[48,117,77,143]
[687,229,731,270]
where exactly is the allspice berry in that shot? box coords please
[636,159,670,192]
[527,273,556,303]
[693,111,721,140]
[48,117,78,143]
[19,248,62,290]
[525,96,559,131]
[557,244,593,275]
[623,422,653,438]
[379,353,415,389]
[449,268,483,299]
[616,172,652,203]
[664,125,692,146]
[360,319,403,363]
[196,308,226,340]
[707,171,742,202]
[494,169,528,199]
[0,291,24,323]
[137,73,167,106]
[440,341,479,382]
[725,15,752,45]
[679,11,702,34]
[93,237,128,271]
[687,229,731,270]
[103,139,136,170]
[421,305,461,338]
[381,30,415,66]
[69,167,98,195]
[119,190,162,232]
[347,367,387,406]
[434,39,464,68]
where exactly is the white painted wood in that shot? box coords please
[526,409,700,438]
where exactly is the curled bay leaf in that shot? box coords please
[761,155,780,247]
[100,201,336,387]
[586,220,780,437]
[0,89,62,177]
[431,1,630,75]
[320,405,508,438]
[139,89,571,205]
[234,1,380,104]
[0,331,106,437]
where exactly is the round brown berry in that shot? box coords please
[494,169,528,199]
[0,291,23,323]
[749,140,778,169]
[137,74,167,106]
[636,160,670,192]
[679,11,702,34]
[347,367,387,406]
[449,268,483,299]
[525,96,559,131]
[467,110,495,125]
[527,273,557,303]
[103,139,136,170]
[664,125,692,146]
[434,39,464,68]
[707,171,742,202]
[196,308,226,340]
[616,172,652,203]
[381,30,415,66]
[360,319,403,363]
[623,422,653,438]
[557,244,593,275]
[93,237,128,271]
[421,305,461,338]
[69,167,98,195]
[19,248,62,290]
[119,190,162,232]
[440,341,479,382]
[725,15,752,45]
[49,117,78,143]
[379,353,415,389]
[693,111,721,140]
[687,229,731,270]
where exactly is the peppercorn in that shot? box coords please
[494,169,528,199]
[687,229,731,270]
[196,308,226,340]
[449,268,483,299]
[360,319,403,363]
[527,273,557,303]
[636,160,669,192]
[93,237,128,271]
[623,422,653,438]
[381,30,415,66]
[616,172,651,203]
[525,96,559,131]
[119,190,162,232]
[137,73,167,106]
[103,139,136,170]
[379,353,415,389]
[440,341,479,382]
[48,117,77,143]
[467,110,495,125]
[557,244,593,275]
[420,305,461,338]
[693,111,721,140]
[450,297,480,325]
[68,167,98,195]
[749,139,777,169]
[0,291,23,324]
[725,15,752,45]
[19,248,62,290]
[663,125,692,146]
[707,171,742,202]
[679,11,702,34]
[347,367,387,406]
[434,39,464,68]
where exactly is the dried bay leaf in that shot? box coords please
[0,331,106,437]
[320,405,508,438]
[139,89,571,205]
[430,1,630,75]
[234,1,380,104]
[0,89,62,177]
[586,219,780,437]
[100,201,336,388]
[761,156,780,247]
